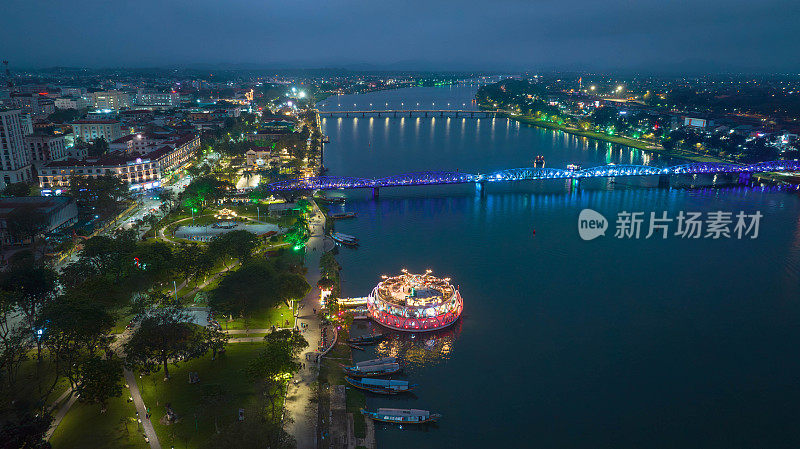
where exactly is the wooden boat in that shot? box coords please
[346,333,384,345]
[350,357,396,366]
[345,377,415,395]
[331,232,359,246]
[361,408,441,424]
[330,212,357,220]
[342,362,401,377]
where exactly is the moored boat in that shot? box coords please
[345,377,415,394]
[351,357,396,366]
[342,362,401,377]
[331,212,357,219]
[360,408,441,424]
[316,195,345,204]
[346,333,384,345]
[331,232,359,246]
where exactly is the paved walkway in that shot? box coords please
[285,200,326,449]
[124,368,161,449]
[45,388,77,440]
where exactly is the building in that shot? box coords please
[90,91,131,110]
[11,94,55,117]
[54,96,90,110]
[135,90,179,109]
[39,134,199,191]
[245,147,279,167]
[25,133,67,168]
[70,119,125,142]
[0,109,34,188]
[59,87,87,97]
[0,196,78,246]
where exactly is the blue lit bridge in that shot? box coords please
[263,160,800,196]
[318,110,497,118]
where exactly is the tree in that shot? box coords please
[0,263,57,359]
[5,207,48,246]
[1,182,31,197]
[76,356,124,412]
[208,230,260,267]
[246,330,307,418]
[87,137,109,157]
[202,327,228,361]
[39,294,115,390]
[182,176,231,213]
[68,175,130,214]
[124,301,208,379]
[208,259,282,321]
[78,235,137,283]
[0,403,52,449]
[277,272,310,306]
[0,296,28,389]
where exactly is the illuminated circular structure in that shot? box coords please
[367,270,463,332]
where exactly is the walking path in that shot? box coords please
[45,389,77,440]
[124,368,161,449]
[284,200,326,449]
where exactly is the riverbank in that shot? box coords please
[502,113,728,164]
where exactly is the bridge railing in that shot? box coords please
[261,160,800,191]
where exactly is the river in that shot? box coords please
[317,85,800,448]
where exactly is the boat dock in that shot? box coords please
[339,297,369,307]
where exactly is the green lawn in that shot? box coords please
[136,343,265,449]
[12,352,73,408]
[218,303,294,330]
[50,394,149,449]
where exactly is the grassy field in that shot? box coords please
[49,394,149,449]
[136,342,265,449]
[218,303,294,330]
[13,353,72,408]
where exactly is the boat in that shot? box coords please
[331,212,357,220]
[361,408,441,424]
[331,232,359,246]
[346,333,384,345]
[350,357,396,366]
[566,163,582,171]
[316,195,345,204]
[345,377,415,395]
[342,362,401,377]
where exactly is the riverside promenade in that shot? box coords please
[285,199,326,448]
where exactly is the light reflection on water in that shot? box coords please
[319,86,800,449]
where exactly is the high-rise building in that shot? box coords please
[0,109,33,188]
[25,133,67,168]
[90,91,131,110]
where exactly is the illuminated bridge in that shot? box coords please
[318,109,497,118]
[263,160,800,195]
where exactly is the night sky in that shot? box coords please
[3,0,800,71]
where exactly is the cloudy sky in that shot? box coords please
[2,0,799,72]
